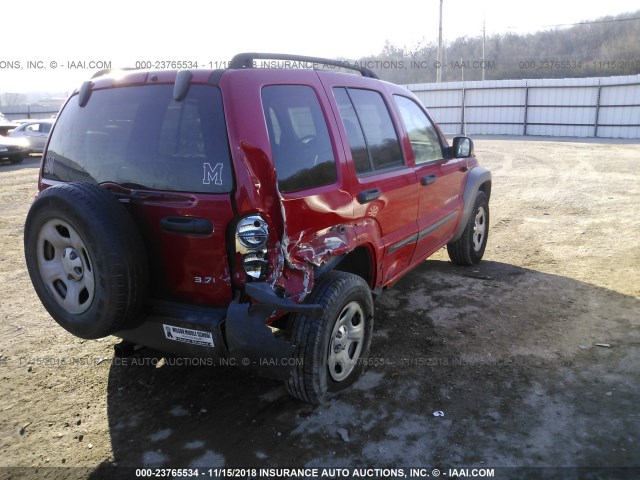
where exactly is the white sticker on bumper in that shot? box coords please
[163,324,214,348]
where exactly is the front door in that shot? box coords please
[392,95,466,264]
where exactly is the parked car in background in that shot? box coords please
[0,136,30,164]
[0,112,18,137]
[9,119,54,153]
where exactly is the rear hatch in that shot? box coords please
[40,81,236,306]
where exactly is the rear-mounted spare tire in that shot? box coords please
[24,182,148,339]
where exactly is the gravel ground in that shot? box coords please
[0,137,639,479]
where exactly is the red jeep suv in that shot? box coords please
[24,53,491,404]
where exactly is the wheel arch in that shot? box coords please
[334,245,375,288]
[315,244,376,291]
[452,167,492,242]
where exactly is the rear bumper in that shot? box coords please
[115,300,228,359]
[115,282,322,380]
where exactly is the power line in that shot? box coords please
[543,15,640,28]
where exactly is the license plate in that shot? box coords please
[163,324,214,348]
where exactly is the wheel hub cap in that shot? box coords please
[62,247,84,281]
[36,219,95,315]
[327,301,365,382]
[473,206,486,252]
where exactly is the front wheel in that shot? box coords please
[447,191,489,266]
[286,272,374,405]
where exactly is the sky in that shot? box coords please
[1,0,639,95]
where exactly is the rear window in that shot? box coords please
[43,84,233,193]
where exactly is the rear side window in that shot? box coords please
[333,88,371,174]
[333,87,404,175]
[43,84,233,193]
[394,95,443,164]
[262,85,337,193]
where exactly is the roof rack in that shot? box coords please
[228,53,379,79]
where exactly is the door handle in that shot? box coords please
[160,216,213,235]
[357,188,381,204]
[421,175,437,186]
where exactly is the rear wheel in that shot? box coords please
[286,272,374,404]
[24,182,148,339]
[9,155,24,164]
[447,191,489,266]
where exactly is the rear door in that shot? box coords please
[326,78,419,285]
[259,79,354,295]
[392,95,467,263]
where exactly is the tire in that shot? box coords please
[24,182,148,339]
[447,191,489,266]
[9,155,24,164]
[286,271,374,405]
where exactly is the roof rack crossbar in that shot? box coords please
[229,53,379,79]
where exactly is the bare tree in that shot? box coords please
[357,10,640,83]
[0,93,28,107]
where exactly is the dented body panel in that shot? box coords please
[221,69,357,301]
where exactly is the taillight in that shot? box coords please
[235,215,269,279]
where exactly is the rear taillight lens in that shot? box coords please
[235,215,269,279]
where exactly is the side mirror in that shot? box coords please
[452,136,474,158]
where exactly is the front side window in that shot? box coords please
[394,95,443,164]
[262,85,337,193]
[44,84,233,193]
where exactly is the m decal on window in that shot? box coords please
[203,162,224,185]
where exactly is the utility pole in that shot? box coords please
[482,17,486,81]
[437,0,443,83]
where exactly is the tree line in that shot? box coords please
[350,10,640,84]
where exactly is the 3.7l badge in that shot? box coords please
[194,276,214,284]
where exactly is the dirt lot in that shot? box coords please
[0,138,639,479]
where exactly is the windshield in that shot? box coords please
[43,84,233,194]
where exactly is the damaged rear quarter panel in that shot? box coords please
[275,191,356,301]
[222,70,359,302]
